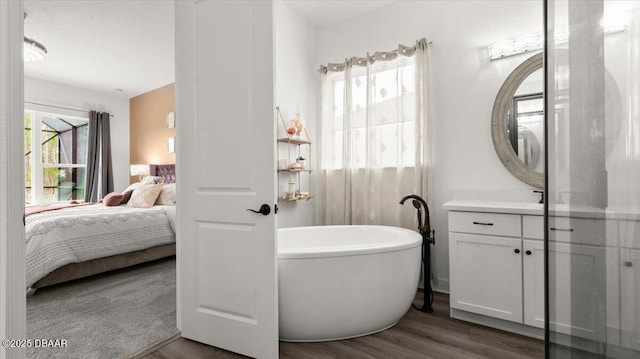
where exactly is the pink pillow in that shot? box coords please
[103,192,124,206]
[121,190,134,204]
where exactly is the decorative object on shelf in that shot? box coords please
[296,156,306,169]
[288,162,302,171]
[166,112,175,129]
[167,136,175,153]
[291,107,304,138]
[277,106,310,142]
[287,174,296,200]
[130,164,150,182]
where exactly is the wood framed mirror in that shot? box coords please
[491,53,544,189]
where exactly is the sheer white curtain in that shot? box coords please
[318,39,432,229]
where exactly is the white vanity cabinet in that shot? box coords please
[522,238,608,341]
[444,200,613,341]
[620,248,640,350]
[449,212,523,323]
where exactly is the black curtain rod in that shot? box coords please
[24,101,114,117]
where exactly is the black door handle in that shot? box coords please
[525,250,532,255]
[246,204,271,216]
[514,249,521,254]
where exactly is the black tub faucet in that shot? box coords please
[400,194,435,313]
[399,194,431,236]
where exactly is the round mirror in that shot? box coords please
[491,53,544,188]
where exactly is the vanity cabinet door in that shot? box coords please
[621,248,640,351]
[449,233,523,323]
[523,239,544,328]
[524,240,607,341]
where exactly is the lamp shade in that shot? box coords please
[130,164,150,177]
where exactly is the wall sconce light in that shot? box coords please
[488,21,626,61]
[167,112,175,129]
[130,164,150,182]
[167,137,175,153]
[488,33,543,61]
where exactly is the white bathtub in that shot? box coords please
[278,225,422,342]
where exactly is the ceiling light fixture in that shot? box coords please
[23,13,47,62]
[23,36,47,62]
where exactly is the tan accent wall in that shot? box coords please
[129,83,175,184]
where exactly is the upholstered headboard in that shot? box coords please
[150,164,176,184]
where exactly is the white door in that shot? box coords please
[449,233,523,322]
[175,1,278,358]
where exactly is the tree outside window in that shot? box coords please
[24,110,89,204]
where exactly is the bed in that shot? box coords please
[26,164,177,289]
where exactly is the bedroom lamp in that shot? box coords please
[130,164,150,182]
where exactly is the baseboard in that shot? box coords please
[433,278,449,294]
[418,277,450,294]
[451,308,544,340]
[130,332,181,359]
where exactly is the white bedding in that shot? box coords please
[25,204,176,288]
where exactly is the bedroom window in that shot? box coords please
[24,110,89,204]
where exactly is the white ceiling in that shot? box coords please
[23,0,389,98]
[281,0,393,29]
[24,0,175,98]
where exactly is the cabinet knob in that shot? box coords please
[625,261,633,267]
[526,250,532,255]
[514,249,521,254]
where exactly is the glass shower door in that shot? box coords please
[546,0,640,357]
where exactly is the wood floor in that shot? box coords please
[142,291,543,359]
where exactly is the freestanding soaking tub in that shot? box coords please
[278,225,422,342]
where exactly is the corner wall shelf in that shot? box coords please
[277,138,312,145]
[276,106,312,202]
[277,169,313,173]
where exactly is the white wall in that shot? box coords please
[24,76,130,193]
[316,0,543,292]
[274,2,318,228]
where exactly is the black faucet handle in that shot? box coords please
[533,190,544,204]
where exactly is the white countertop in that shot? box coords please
[443,200,544,215]
[442,200,640,220]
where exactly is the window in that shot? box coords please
[24,110,89,204]
[322,56,417,170]
[508,93,544,172]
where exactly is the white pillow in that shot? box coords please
[141,175,164,185]
[123,182,140,193]
[155,183,176,205]
[127,184,163,208]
